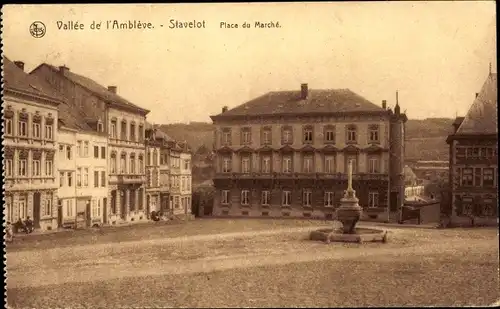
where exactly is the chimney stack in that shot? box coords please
[301,83,308,99]
[14,61,25,71]
[475,93,479,98]
[382,100,387,109]
[108,86,117,94]
[59,65,69,75]
[222,106,228,113]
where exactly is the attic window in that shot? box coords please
[97,121,103,132]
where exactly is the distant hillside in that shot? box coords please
[158,118,454,162]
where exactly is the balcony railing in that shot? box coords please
[109,174,146,184]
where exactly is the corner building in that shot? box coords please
[446,73,498,226]
[210,84,407,221]
[3,57,62,231]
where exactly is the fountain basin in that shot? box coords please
[309,227,387,243]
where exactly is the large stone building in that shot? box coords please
[210,83,407,221]
[3,57,63,231]
[446,72,498,226]
[30,63,150,224]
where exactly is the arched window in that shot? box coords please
[120,152,127,174]
[130,153,136,174]
[138,154,144,174]
[153,149,158,166]
[110,151,117,174]
[121,120,127,140]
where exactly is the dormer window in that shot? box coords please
[97,120,103,132]
[346,124,357,144]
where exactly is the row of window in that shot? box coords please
[459,168,495,187]
[456,146,497,159]
[459,196,497,217]
[4,193,53,222]
[221,155,381,174]
[4,158,53,177]
[221,124,380,146]
[4,118,54,140]
[109,153,145,174]
[170,175,192,191]
[59,169,106,188]
[109,119,144,142]
[221,190,380,208]
[59,143,107,160]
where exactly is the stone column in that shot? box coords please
[135,189,139,212]
[125,189,130,220]
[143,188,146,212]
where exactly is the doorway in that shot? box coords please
[33,192,41,228]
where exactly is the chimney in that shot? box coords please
[382,100,387,109]
[301,83,308,99]
[222,106,228,113]
[108,86,117,94]
[475,93,479,98]
[59,65,69,75]
[14,61,25,71]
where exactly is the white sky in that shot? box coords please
[2,2,496,124]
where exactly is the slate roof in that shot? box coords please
[57,100,94,131]
[455,73,497,135]
[145,121,174,142]
[212,88,385,118]
[3,56,64,104]
[35,63,149,114]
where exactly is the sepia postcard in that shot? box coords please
[2,2,499,308]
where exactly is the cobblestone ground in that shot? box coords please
[6,223,499,308]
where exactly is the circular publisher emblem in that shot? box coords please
[30,21,46,38]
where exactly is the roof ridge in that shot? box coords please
[41,63,149,113]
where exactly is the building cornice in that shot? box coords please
[4,87,63,107]
[211,110,391,123]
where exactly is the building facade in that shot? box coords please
[3,58,62,231]
[210,84,406,221]
[56,123,77,228]
[446,73,498,226]
[30,63,150,225]
[180,149,193,215]
[145,123,162,216]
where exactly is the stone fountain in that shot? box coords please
[336,159,363,234]
[309,160,387,243]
